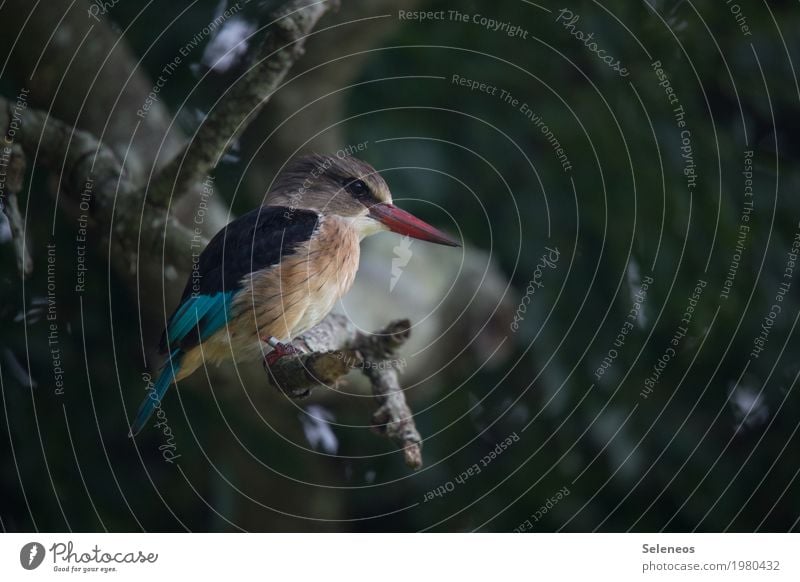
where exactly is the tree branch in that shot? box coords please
[0,95,193,275]
[267,314,423,469]
[148,0,339,206]
[0,0,186,183]
[1,95,124,213]
[355,320,422,470]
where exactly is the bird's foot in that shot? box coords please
[263,337,300,368]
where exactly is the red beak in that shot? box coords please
[369,203,460,247]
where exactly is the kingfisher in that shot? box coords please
[129,154,459,436]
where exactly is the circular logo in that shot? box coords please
[19,542,45,570]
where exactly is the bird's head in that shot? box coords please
[266,154,460,246]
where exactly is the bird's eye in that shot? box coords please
[347,179,369,198]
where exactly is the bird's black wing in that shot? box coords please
[158,206,320,354]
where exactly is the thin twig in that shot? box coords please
[267,314,423,470]
[354,320,422,470]
[147,0,339,206]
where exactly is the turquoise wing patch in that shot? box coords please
[164,291,235,349]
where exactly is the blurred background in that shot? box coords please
[1,0,799,532]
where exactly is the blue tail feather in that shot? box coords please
[134,291,232,437]
[129,350,183,437]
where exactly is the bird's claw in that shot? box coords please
[263,339,300,368]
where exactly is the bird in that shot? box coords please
[129,154,459,436]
